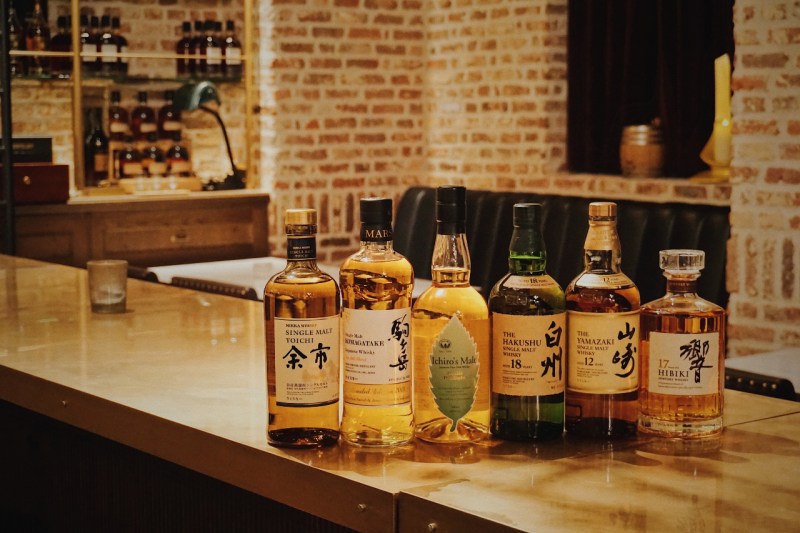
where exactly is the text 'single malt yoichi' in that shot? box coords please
[264,209,341,448]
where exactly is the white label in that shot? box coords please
[110,122,129,133]
[274,316,339,406]
[502,275,561,291]
[101,44,117,62]
[121,46,129,63]
[206,48,222,65]
[162,120,182,132]
[81,43,95,62]
[225,47,242,65]
[492,312,565,396]
[343,307,411,406]
[567,310,639,394]
[648,332,719,396]
[139,123,157,133]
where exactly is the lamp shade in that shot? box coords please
[175,81,221,111]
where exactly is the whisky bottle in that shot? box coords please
[116,135,142,179]
[111,17,128,76]
[166,141,191,177]
[141,133,166,176]
[158,90,182,141]
[488,203,566,441]
[412,186,490,444]
[565,202,640,439]
[49,15,72,79]
[7,7,25,77]
[25,0,50,76]
[200,19,222,76]
[222,20,243,78]
[79,15,95,75]
[176,21,192,76]
[264,209,341,448]
[639,249,725,438]
[98,15,116,77]
[88,15,101,72]
[340,198,414,447]
[131,91,157,141]
[189,20,204,75]
[84,108,109,187]
[108,90,130,142]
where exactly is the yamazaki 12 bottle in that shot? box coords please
[264,209,341,448]
[565,202,640,439]
[340,198,414,447]
[488,203,566,441]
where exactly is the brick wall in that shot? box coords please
[727,0,800,356]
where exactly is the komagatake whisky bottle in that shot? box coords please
[264,209,341,448]
[565,202,640,439]
[639,249,726,438]
[340,197,414,447]
[412,186,490,443]
[488,203,566,441]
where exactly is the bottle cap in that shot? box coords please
[513,203,542,229]
[182,21,191,32]
[138,91,148,101]
[660,249,705,273]
[588,201,616,219]
[226,20,235,31]
[285,208,316,227]
[360,197,392,224]
[101,15,110,27]
[111,17,121,29]
[436,185,466,223]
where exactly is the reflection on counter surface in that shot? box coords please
[1,255,799,532]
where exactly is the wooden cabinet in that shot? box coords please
[13,191,269,267]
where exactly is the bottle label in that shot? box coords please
[169,160,192,174]
[206,48,222,65]
[567,310,639,394]
[648,332,720,396]
[81,43,95,62]
[140,123,157,134]
[110,122,129,134]
[101,43,117,61]
[225,47,242,65]
[503,275,560,291]
[121,162,143,177]
[360,224,392,243]
[162,120,182,132]
[273,316,340,407]
[574,272,632,289]
[492,312,565,396]
[121,46,129,63]
[428,315,479,430]
[343,307,411,406]
[287,236,316,260]
[94,153,109,173]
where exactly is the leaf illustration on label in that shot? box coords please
[429,315,480,432]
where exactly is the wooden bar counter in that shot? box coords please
[1,255,799,532]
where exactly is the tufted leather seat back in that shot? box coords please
[394,186,730,308]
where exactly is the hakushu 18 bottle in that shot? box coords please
[565,202,640,439]
[264,209,341,448]
[412,186,490,443]
[639,249,725,438]
[489,203,566,441]
[340,198,414,446]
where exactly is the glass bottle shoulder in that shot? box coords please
[266,263,339,291]
[641,293,725,316]
[340,249,414,284]
[488,272,565,315]
[413,283,488,320]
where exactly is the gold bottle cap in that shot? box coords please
[588,202,617,219]
[284,208,316,226]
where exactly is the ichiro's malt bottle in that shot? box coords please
[488,203,566,441]
[565,202,640,439]
[340,198,414,447]
[264,209,341,448]
[639,250,725,438]
[412,186,491,443]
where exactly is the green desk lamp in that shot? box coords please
[175,81,245,190]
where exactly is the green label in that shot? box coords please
[429,315,479,432]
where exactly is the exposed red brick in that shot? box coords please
[742,53,790,69]
[312,27,344,39]
[280,42,314,53]
[334,0,359,6]
[298,11,332,23]
[765,167,800,184]
[346,59,379,69]
[355,133,387,144]
[732,75,768,91]
[727,324,775,342]
[733,119,779,135]
[349,28,382,39]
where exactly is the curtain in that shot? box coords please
[567,0,734,177]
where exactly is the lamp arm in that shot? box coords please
[199,104,238,174]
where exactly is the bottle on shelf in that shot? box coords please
[116,135,142,179]
[176,21,192,77]
[108,90,130,142]
[141,133,166,176]
[84,108,109,187]
[49,15,72,78]
[201,19,222,76]
[189,20,204,75]
[639,249,726,438]
[7,7,26,77]
[111,17,128,76]
[79,14,95,75]
[158,90,182,141]
[166,139,191,177]
[340,198,414,447]
[223,20,242,78]
[98,15,116,77]
[565,202,640,439]
[264,208,341,448]
[89,15,101,71]
[25,0,51,76]
[411,186,491,444]
[131,91,157,141]
[488,203,566,441]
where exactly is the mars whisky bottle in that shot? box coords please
[412,186,490,444]
[264,209,341,448]
[639,249,725,438]
[488,203,566,441]
[340,197,414,446]
[565,202,640,439]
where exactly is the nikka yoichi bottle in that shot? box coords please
[340,197,414,446]
[264,208,341,448]
[488,203,566,441]
[639,249,725,438]
[412,186,491,443]
[565,202,640,439]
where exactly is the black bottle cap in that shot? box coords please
[182,21,191,32]
[101,15,110,27]
[194,20,203,31]
[137,90,148,102]
[91,16,99,28]
[80,14,89,27]
[165,90,174,100]
[226,20,235,31]
[436,185,466,234]
[513,203,542,229]
[57,15,67,28]
[112,17,121,29]
[360,197,393,242]
[111,90,121,102]
[204,20,215,31]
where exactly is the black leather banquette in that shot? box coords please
[393,186,731,308]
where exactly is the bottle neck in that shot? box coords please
[431,227,470,286]
[508,227,546,275]
[286,227,318,267]
[583,219,621,272]
[361,240,394,253]
[664,273,700,295]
